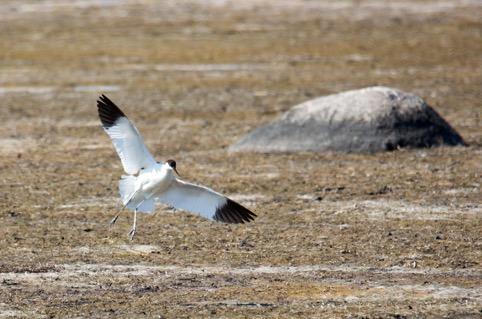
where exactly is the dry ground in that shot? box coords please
[0,0,481,318]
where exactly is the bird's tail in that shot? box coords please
[118,175,155,213]
[119,175,137,205]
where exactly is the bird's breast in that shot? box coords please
[139,169,174,196]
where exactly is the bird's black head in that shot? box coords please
[166,159,180,176]
[166,159,176,169]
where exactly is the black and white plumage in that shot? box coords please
[97,95,256,239]
[98,95,156,175]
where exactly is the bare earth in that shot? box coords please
[0,0,481,318]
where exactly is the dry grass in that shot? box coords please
[0,1,481,318]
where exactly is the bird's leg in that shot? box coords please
[110,205,124,226]
[128,209,137,241]
[109,201,129,226]
[128,200,145,240]
[110,190,139,227]
[109,214,120,226]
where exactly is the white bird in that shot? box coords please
[97,95,257,240]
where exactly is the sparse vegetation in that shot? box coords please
[0,1,480,317]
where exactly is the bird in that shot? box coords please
[96,94,257,240]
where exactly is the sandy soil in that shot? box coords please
[0,0,481,318]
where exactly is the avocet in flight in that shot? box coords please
[97,95,256,240]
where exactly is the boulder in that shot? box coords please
[229,86,466,153]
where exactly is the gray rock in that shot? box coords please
[229,86,466,153]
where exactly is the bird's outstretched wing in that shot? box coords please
[97,94,157,175]
[156,179,257,223]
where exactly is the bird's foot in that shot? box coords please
[109,215,119,227]
[128,227,136,241]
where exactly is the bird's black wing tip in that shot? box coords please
[97,94,109,106]
[214,198,257,224]
[96,94,126,128]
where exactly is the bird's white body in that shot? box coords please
[97,95,256,239]
[136,164,175,199]
[120,163,176,213]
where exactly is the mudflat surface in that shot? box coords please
[0,1,481,318]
